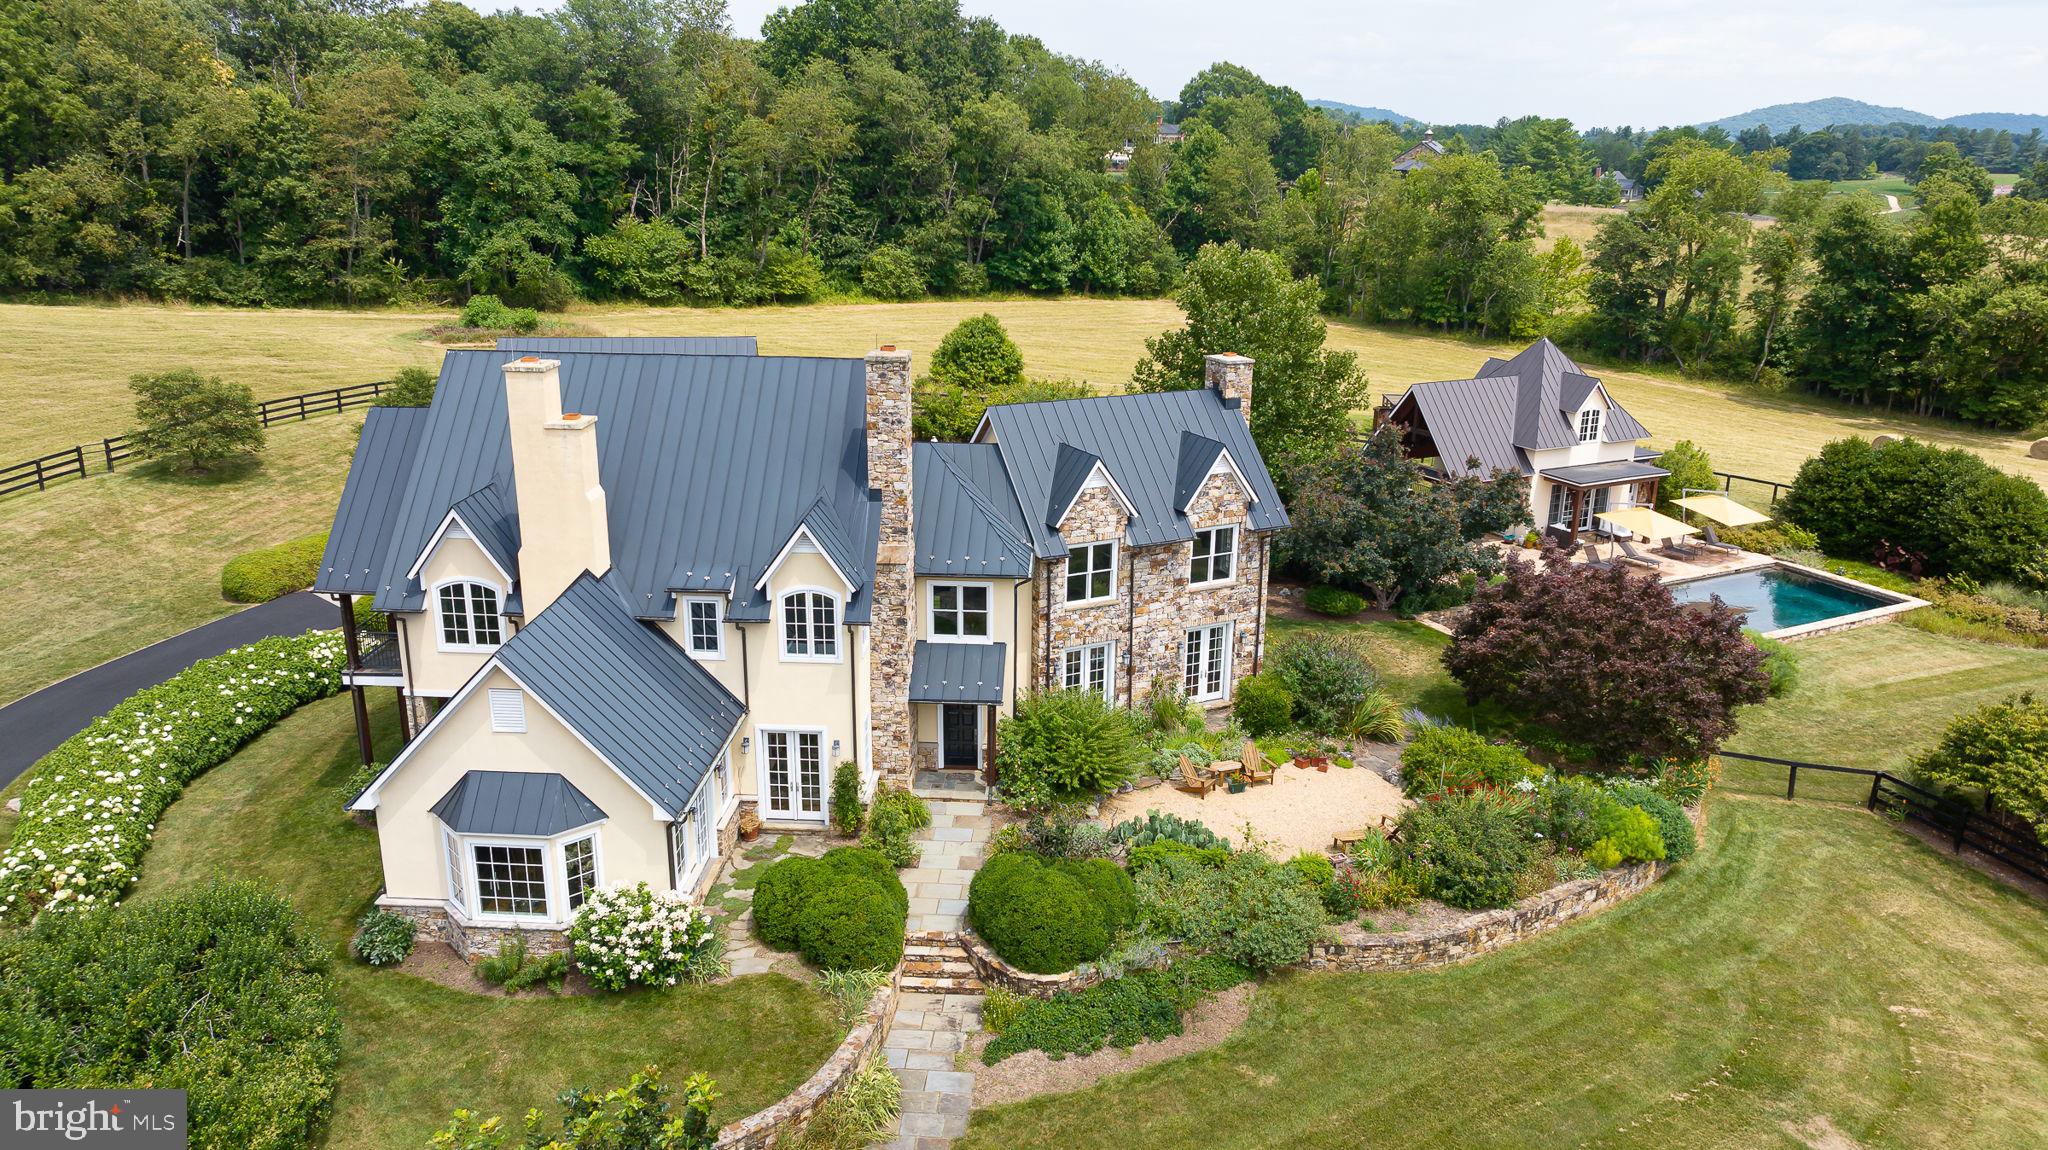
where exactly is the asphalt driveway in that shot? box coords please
[0,592,339,790]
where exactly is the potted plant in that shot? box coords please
[1292,738,1331,772]
[737,807,761,842]
[1226,773,1248,794]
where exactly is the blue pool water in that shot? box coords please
[1666,566,1897,633]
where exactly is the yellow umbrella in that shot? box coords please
[1595,506,1699,543]
[1673,493,1771,527]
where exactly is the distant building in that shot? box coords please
[1392,128,1447,175]
[1600,168,1643,201]
[1155,119,1183,145]
[1105,140,1133,173]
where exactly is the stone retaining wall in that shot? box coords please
[1302,860,1664,972]
[956,929,1114,999]
[713,976,899,1149]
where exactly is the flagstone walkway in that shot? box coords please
[876,795,993,1150]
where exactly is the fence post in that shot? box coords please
[103,438,115,472]
[71,444,84,479]
[32,455,45,492]
[1785,763,1797,800]
[1867,773,1882,810]
[298,394,309,421]
[1953,811,1968,854]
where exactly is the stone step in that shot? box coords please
[904,947,969,963]
[899,973,985,994]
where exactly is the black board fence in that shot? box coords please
[1711,470,1787,509]
[0,380,388,500]
[1719,750,2048,884]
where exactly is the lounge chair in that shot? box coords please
[1241,741,1276,786]
[1699,522,1741,553]
[1614,537,1661,569]
[1174,756,1215,799]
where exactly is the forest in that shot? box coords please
[2,0,2045,428]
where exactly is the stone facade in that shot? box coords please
[1042,483,1134,702]
[958,929,1114,999]
[713,978,898,1149]
[1037,470,1269,709]
[1203,353,1254,426]
[866,348,916,787]
[1302,860,1666,973]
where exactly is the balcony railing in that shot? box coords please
[350,631,400,677]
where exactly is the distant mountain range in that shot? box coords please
[1307,99,1420,126]
[1703,97,2048,134]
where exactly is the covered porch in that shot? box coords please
[909,640,1006,788]
[1539,458,1669,543]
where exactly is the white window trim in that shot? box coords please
[925,580,996,644]
[561,833,602,912]
[682,595,727,660]
[1060,640,1116,703]
[1184,622,1234,703]
[1064,541,1119,607]
[407,511,515,585]
[431,577,506,654]
[440,822,607,929]
[1188,524,1241,588]
[1577,408,1603,443]
[756,724,830,823]
[778,587,844,663]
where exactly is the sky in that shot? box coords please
[480,0,2048,127]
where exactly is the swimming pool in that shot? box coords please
[1665,565,1910,635]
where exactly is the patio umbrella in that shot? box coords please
[1595,507,1699,556]
[1672,493,1771,527]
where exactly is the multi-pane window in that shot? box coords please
[764,730,825,818]
[1065,542,1115,604]
[1184,624,1231,702]
[472,844,548,916]
[563,836,596,910]
[1577,408,1602,443]
[1547,484,1570,527]
[685,598,723,657]
[781,592,838,658]
[1189,526,1237,585]
[1061,642,1114,701]
[930,583,991,639]
[437,582,502,648]
[444,831,466,912]
[1579,487,1611,532]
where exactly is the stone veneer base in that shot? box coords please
[382,902,570,961]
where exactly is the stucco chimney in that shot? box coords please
[1205,352,1254,428]
[865,346,914,785]
[504,357,610,617]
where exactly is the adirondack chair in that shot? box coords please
[1174,755,1215,798]
[1240,740,1276,785]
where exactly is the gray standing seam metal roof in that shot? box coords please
[1173,432,1228,512]
[316,406,432,596]
[913,443,1034,578]
[1541,459,1672,487]
[496,336,759,356]
[1389,339,1651,480]
[982,388,1288,558]
[1044,443,1106,527]
[356,350,874,623]
[909,641,1008,704]
[447,483,521,580]
[431,770,606,837]
[492,572,744,818]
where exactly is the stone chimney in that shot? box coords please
[865,346,914,785]
[1204,352,1254,428]
[504,357,611,617]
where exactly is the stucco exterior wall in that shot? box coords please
[370,666,671,924]
[396,531,512,697]
[737,546,862,825]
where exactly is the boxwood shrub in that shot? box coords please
[220,531,331,602]
[1304,584,1366,617]
[1604,782,1694,862]
[1,632,346,920]
[0,881,340,1150]
[751,850,908,971]
[1396,791,1537,910]
[1231,673,1293,737]
[968,851,1112,974]
[1053,857,1136,939]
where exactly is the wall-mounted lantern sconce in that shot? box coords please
[740,736,751,754]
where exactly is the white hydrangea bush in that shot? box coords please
[0,632,345,921]
[569,881,725,991]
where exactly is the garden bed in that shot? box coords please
[967,982,1256,1109]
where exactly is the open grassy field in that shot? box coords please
[128,691,842,1150]
[960,794,2048,1150]
[6,297,2048,707]
[1537,202,1629,251]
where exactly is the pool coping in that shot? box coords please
[1662,559,1927,641]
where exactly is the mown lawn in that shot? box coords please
[129,691,841,1150]
[0,416,360,706]
[961,795,2048,1150]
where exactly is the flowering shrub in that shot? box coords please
[569,882,724,991]
[1,632,344,921]
[351,908,418,966]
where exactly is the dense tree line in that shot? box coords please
[1728,121,2042,183]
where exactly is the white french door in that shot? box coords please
[1184,623,1232,702]
[762,729,825,821]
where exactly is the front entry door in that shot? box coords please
[940,704,980,769]
[763,730,824,820]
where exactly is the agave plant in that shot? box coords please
[1346,687,1407,743]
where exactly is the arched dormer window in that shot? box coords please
[436,581,503,651]
[781,589,839,661]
